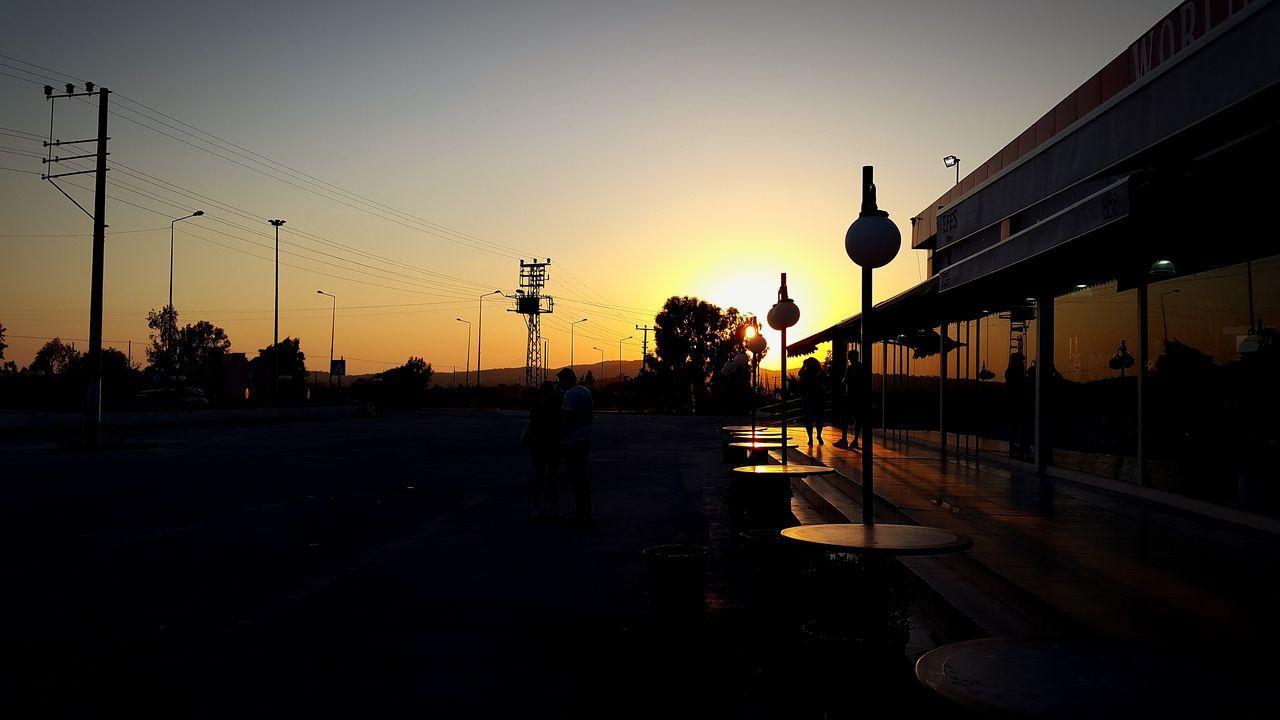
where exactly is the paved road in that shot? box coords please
[1,410,957,718]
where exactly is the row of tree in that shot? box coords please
[3,293,751,413]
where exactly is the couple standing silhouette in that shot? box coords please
[524,367,594,526]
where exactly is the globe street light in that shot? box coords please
[845,165,902,524]
[169,210,203,309]
[571,318,588,370]
[456,317,472,386]
[768,274,800,466]
[317,290,337,387]
[476,290,503,388]
[617,335,632,383]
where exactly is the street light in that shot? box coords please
[571,318,588,370]
[1160,289,1180,343]
[268,219,286,399]
[845,165,902,525]
[168,210,203,309]
[476,290,502,388]
[456,317,472,386]
[617,335,632,383]
[768,274,801,467]
[317,290,337,387]
[268,220,286,350]
[592,346,605,384]
[943,155,960,185]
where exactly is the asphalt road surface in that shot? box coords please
[1,410,958,719]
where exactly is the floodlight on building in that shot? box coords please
[943,155,960,184]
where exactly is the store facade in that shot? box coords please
[789,0,1280,521]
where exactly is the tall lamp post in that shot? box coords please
[768,274,800,467]
[169,210,203,309]
[592,346,605,385]
[268,219,286,398]
[746,321,767,433]
[269,220,286,350]
[476,289,502,388]
[943,155,961,185]
[845,165,902,525]
[317,290,337,387]
[617,335,632,383]
[1160,289,1180,343]
[456,317,472,386]
[571,318,588,371]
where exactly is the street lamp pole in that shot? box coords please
[617,335,632,383]
[268,219,286,398]
[476,290,502,388]
[571,318,588,372]
[845,165,902,525]
[1160,289,1180,343]
[317,290,336,387]
[593,346,605,384]
[456,317,472,386]
[169,210,203,309]
[269,220,286,349]
[768,276,800,467]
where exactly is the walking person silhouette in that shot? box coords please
[524,380,562,520]
[798,356,826,445]
[834,349,864,449]
[557,367,594,526]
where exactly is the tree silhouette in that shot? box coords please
[146,306,231,389]
[31,337,81,375]
[652,296,748,410]
[350,356,434,407]
[250,338,307,403]
[0,322,7,361]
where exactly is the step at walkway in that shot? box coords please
[787,427,1280,656]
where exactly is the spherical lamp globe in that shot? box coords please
[746,332,767,354]
[767,299,800,330]
[845,214,901,269]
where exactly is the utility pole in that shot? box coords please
[635,324,656,373]
[42,82,110,448]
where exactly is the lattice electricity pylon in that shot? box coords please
[510,258,554,388]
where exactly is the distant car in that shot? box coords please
[135,386,210,410]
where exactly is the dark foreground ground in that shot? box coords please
[0,410,954,719]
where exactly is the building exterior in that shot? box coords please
[790,0,1280,523]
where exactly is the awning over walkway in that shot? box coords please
[786,279,938,357]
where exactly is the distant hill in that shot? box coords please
[308,360,786,389]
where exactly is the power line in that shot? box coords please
[2,53,635,332]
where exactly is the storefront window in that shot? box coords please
[1051,282,1139,482]
[1146,255,1280,515]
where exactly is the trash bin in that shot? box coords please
[643,544,709,618]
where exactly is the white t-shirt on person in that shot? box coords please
[561,384,593,443]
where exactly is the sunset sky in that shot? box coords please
[1,0,1175,376]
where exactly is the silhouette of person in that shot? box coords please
[834,350,864,449]
[557,367,594,526]
[526,380,562,520]
[798,356,826,445]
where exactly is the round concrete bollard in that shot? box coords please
[643,544,709,619]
